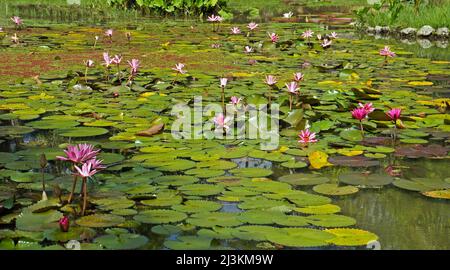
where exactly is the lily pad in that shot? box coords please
[325,228,378,246]
[133,209,187,224]
[267,228,334,247]
[278,173,330,186]
[313,183,359,196]
[339,172,393,187]
[94,233,148,250]
[76,214,125,228]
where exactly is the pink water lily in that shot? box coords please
[380,46,396,58]
[207,14,222,22]
[213,113,231,131]
[11,16,22,26]
[230,96,242,105]
[387,108,401,121]
[105,29,113,38]
[231,27,241,34]
[111,55,122,65]
[211,43,221,48]
[298,129,318,144]
[329,32,338,39]
[268,32,279,43]
[102,52,112,67]
[264,75,277,86]
[220,78,228,88]
[352,107,368,121]
[301,29,314,39]
[57,144,100,164]
[321,39,332,48]
[358,102,375,114]
[293,72,304,82]
[74,161,98,178]
[172,63,186,74]
[247,22,258,31]
[59,216,70,232]
[128,59,140,75]
[285,82,299,94]
[244,46,253,53]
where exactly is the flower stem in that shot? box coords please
[84,67,88,83]
[289,95,292,110]
[221,87,225,114]
[68,174,77,203]
[81,178,87,216]
[359,120,364,137]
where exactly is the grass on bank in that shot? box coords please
[362,2,450,29]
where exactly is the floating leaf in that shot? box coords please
[339,172,393,187]
[133,209,187,224]
[76,214,125,228]
[308,151,332,169]
[313,184,359,196]
[267,228,334,247]
[326,228,378,246]
[94,233,148,250]
[278,173,330,186]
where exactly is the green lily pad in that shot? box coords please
[76,214,125,228]
[172,200,222,213]
[306,214,356,228]
[326,228,378,246]
[141,191,182,207]
[154,175,199,186]
[164,236,212,250]
[340,129,363,142]
[313,183,359,196]
[179,184,224,196]
[278,173,330,186]
[267,228,334,247]
[187,212,242,228]
[133,209,187,224]
[294,204,341,215]
[58,127,109,137]
[94,233,148,250]
[230,168,273,177]
[339,172,393,187]
[151,224,182,235]
[44,227,96,242]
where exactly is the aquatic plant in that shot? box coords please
[11,16,22,28]
[329,32,338,39]
[268,32,279,43]
[283,11,294,18]
[220,78,228,111]
[125,32,131,43]
[264,75,277,105]
[387,108,402,142]
[93,35,99,48]
[231,27,241,34]
[321,39,332,48]
[230,96,242,106]
[379,46,396,63]
[285,82,299,110]
[11,33,19,44]
[298,129,318,146]
[59,216,70,232]
[293,72,304,82]
[83,59,94,83]
[105,29,113,42]
[207,14,222,32]
[213,113,231,133]
[127,58,140,85]
[244,46,253,53]
[40,154,48,201]
[247,22,258,37]
[351,107,369,136]
[301,29,314,44]
[74,159,104,215]
[358,102,375,114]
[111,54,123,81]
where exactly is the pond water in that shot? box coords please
[0,2,448,250]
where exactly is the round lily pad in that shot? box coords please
[172,200,222,213]
[306,214,356,228]
[267,228,334,247]
[278,173,330,186]
[0,126,34,136]
[133,209,187,224]
[339,172,393,187]
[141,191,182,207]
[313,183,359,196]
[164,236,212,250]
[76,214,125,228]
[153,175,199,186]
[294,204,341,215]
[230,168,273,178]
[179,184,224,196]
[325,228,378,246]
[151,224,181,235]
[94,233,148,250]
[58,127,109,137]
[44,227,96,242]
[421,189,450,200]
[187,212,242,228]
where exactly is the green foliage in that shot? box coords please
[355,0,450,28]
[106,0,226,15]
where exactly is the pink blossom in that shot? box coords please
[172,63,186,74]
[128,59,140,75]
[351,107,368,121]
[230,96,242,105]
[105,29,113,38]
[285,82,299,94]
[298,129,318,144]
[57,144,100,164]
[59,216,69,232]
[74,161,98,178]
[213,113,231,131]
[358,102,375,114]
[231,27,241,34]
[247,22,258,31]
[387,108,401,121]
[321,39,332,48]
[111,55,122,65]
[379,46,396,57]
[11,16,22,26]
[268,32,279,43]
[102,52,112,67]
[264,75,277,86]
[329,32,338,39]
[207,15,222,22]
[84,59,94,68]
[302,29,314,39]
[293,72,304,82]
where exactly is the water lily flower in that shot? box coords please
[11,33,19,44]
[329,32,338,39]
[379,46,396,58]
[358,102,375,114]
[213,113,231,131]
[57,144,100,164]
[88,158,106,170]
[283,11,293,18]
[352,107,368,121]
[321,39,332,48]
[128,59,140,75]
[125,32,131,42]
[0,27,3,32]
[231,27,241,34]
[230,96,242,105]
[207,14,222,22]
[298,129,318,145]
[211,43,221,48]
[293,72,304,82]
[352,107,368,135]
[387,108,401,122]
[247,22,259,31]
[268,32,279,43]
[301,29,314,39]
[244,46,253,53]
[59,216,70,232]
[301,61,312,68]
[220,78,228,88]
[316,34,322,40]
[264,75,277,86]
[84,59,94,68]
[74,162,98,179]
[285,81,299,94]
[102,52,112,68]
[111,55,122,65]
[105,29,113,38]
[11,16,22,26]
[172,63,186,74]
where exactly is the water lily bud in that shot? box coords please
[40,153,47,169]
[59,216,70,232]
